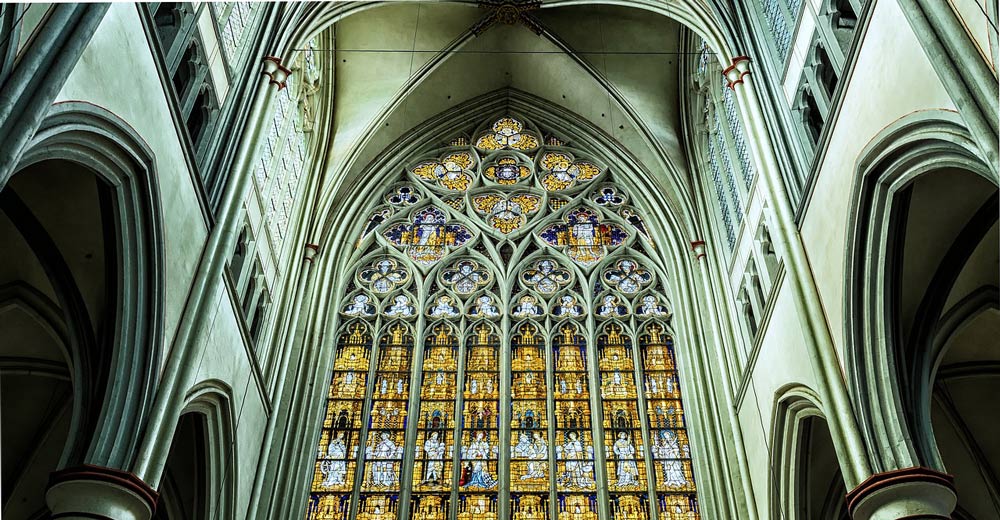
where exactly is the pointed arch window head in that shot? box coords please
[307,114,699,520]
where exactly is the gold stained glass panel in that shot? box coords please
[414,325,458,495]
[460,323,501,498]
[609,495,649,520]
[311,324,372,508]
[641,324,699,512]
[511,323,550,491]
[512,494,549,520]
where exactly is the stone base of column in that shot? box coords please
[847,466,956,520]
[46,464,158,520]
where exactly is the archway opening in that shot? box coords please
[0,159,115,518]
[891,168,1000,518]
[794,416,848,520]
[155,412,211,520]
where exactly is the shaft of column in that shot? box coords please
[690,240,760,520]
[0,4,109,190]
[723,57,872,487]
[132,56,290,485]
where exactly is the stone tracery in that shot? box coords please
[309,116,697,520]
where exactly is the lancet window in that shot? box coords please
[693,41,756,252]
[307,116,700,520]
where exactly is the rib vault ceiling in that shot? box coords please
[318,2,696,232]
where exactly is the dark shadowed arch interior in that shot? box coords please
[154,412,210,520]
[0,159,114,518]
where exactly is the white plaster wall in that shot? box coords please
[55,3,211,365]
[797,0,957,356]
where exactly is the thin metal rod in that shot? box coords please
[294,48,713,55]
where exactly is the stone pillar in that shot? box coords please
[846,467,956,520]
[133,55,292,485]
[46,465,158,520]
[0,3,109,191]
[723,55,873,487]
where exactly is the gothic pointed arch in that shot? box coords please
[302,111,704,520]
[844,111,999,517]
[9,101,165,469]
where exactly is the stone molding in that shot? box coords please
[262,56,293,90]
[723,56,751,90]
[47,464,158,520]
[846,466,956,520]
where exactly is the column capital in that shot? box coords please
[723,56,752,90]
[262,56,293,90]
[846,466,956,520]
[304,243,320,262]
[690,240,707,261]
[46,464,158,520]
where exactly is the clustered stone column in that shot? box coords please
[45,55,294,520]
[722,55,958,520]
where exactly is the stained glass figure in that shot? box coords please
[473,192,541,234]
[358,258,410,294]
[592,186,625,207]
[602,260,652,294]
[306,493,350,520]
[553,324,596,494]
[411,495,449,520]
[551,295,585,318]
[657,494,699,520]
[361,324,413,493]
[598,324,646,495]
[361,208,393,241]
[475,117,540,152]
[510,323,550,491]
[468,294,502,319]
[484,156,531,185]
[610,495,649,520]
[412,152,476,191]
[413,325,457,514]
[357,495,399,520]
[539,152,601,191]
[343,294,377,317]
[384,294,417,319]
[539,209,628,266]
[640,324,698,517]
[596,295,628,318]
[427,295,461,319]
[442,260,492,295]
[458,494,499,520]
[383,207,474,265]
[618,207,651,243]
[520,259,572,294]
[556,495,598,520]
[460,323,501,501]
[512,295,545,318]
[308,325,372,519]
[635,295,671,319]
[512,494,549,520]
[386,185,420,207]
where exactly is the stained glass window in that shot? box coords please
[307,116,699,520]
[693,40,755,252]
